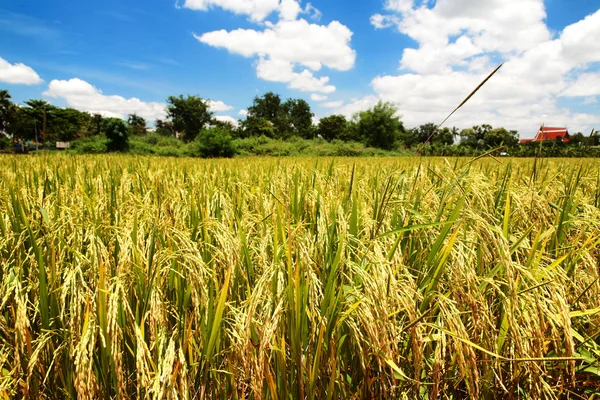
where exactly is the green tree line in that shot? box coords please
[1,89,598,157]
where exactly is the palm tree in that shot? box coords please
[128,113,147,136]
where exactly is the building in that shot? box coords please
[520,126,570,144]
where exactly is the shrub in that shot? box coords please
[0,135,11,151]
[70,136,108,154]
[192,127,236,158]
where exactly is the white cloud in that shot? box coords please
[362,3,600,134]
[183,0,280,22]
[182,0,321,22]
[208,100,234,112]
[279,0,301,21]
[370,14,400,29]
[332,96,380,118]
[0,57,43,85]
[197,18,355,71]
[583,97,597,105]
[213,115,239,126]
[322,100,344,108]
[311,93,327,101]
[44,78,167,121]
[255,58,335,93]
[239,109,249,116]
[561,73,600,97]
[195,12,355,95]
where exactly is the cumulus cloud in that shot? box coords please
[197,18,355,71]
[332,96,380,118]
[239,109,249,116]
[208,100,234,112]
[182,0,322,22]
[561,73,600,98]
[361,2,600,134]
[370,14,400,29]
[311,93,327,101]
[44,78,167,121]
[194,2,355,95]
[0,57,43,85]
[256,58,335,93]
[182,0,280,22]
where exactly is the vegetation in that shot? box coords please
[104,118,131,152]
[0,154,599,398]
[1,88,599,158]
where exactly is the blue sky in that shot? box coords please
[1,0,599,136]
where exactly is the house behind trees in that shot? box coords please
[520,126,570,143]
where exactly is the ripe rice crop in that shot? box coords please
[0,154,599,399]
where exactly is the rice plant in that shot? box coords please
[0,154,599,399]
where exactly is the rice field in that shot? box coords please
[0,154,599,399]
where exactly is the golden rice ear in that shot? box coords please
[0,154,598,398]
[418,62,504,153]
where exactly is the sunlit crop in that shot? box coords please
[1,154,599,398]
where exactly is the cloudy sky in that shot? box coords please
[1,0,599,137]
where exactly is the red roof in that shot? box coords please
[520,126,570,143]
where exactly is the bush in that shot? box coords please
[128,139,156,155]
[0,135,11,151]
[192,127,236,158]
[70,136,108,154]
[104,118,130,152]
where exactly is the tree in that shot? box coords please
[104,118,130,151]
[0,90,23,140]
[128,114,147,136]
[459,124,491,149]
[210,118,237,134]
[485,128,519,148]
[48,108,92,141]
[92,114,104,135]
[317,115,348,141]
[247,92,283,122]
[283,98,314,139]
[246,92,288,138]
[0,90,13,135]
[433,127,456,146]
[166,95,212,142]
[240,117,276,138]
[21,99,51,140]
[351,101,404,150]
[155,119,175,137]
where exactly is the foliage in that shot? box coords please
[351,101,405,150]
[192,126,236,158]
[103,118,130,151]
[128,114,147,136]
[1,155,599,399]
[282,98,314,139]
[239,116,276,138]
[0,133,10,150]
[166,95,212,142]
[317,114,348,142]
[70,135,108,153]
[155,119,175,137]
[457,124,519,149]
[244,92,314,139]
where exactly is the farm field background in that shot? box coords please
[1,154,599,399]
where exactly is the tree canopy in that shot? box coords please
[166,95,212,142]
